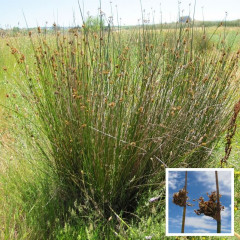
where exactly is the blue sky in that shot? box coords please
[0,0,240,29]
[168,170,232,234]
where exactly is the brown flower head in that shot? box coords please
[194,191,224,220]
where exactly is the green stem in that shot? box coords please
[215,171,221,233]
[181,171,187,233]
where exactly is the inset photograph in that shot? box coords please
[166,168,234,236]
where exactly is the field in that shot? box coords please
[0,21,240,239]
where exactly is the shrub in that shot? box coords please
[84,16,105,32]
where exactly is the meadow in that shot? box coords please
[0,18,240,239]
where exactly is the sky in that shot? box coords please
[0,0,240,29]
[167,170,232,234]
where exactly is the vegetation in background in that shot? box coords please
[84,16,105,32]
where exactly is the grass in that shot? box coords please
[0,18,240,239]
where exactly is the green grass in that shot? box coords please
[0,20,240,239]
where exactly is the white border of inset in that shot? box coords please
[166,168,234,236]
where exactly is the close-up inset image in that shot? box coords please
[166,168,234,236]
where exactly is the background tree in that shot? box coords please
[84,16,105,32]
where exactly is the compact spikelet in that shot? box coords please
[173,188,190,207]
[194,191,224,220]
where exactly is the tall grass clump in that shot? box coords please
[2,16,240,237]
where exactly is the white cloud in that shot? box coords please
[168,171,184,190]
[169,207,231,233]
[194,171,232,197]
[169,216,181,225]
[222,206,231,218]
[168,172,179,190]
[192,229,209,233]
[221,228,231,232]
[221,206,232,232]
[185,207,231,233]
[185,216,216,230]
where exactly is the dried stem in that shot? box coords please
[221,99,240,167]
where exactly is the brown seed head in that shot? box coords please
[130,142,136,147]
[11,47,17,55]
[138,107,144,113]
[109,102,116,108]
